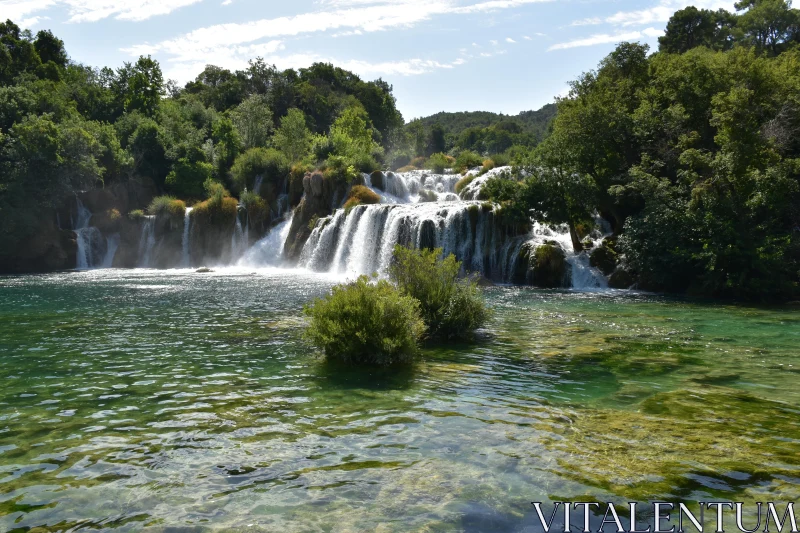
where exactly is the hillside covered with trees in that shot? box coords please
[483,0,800,300]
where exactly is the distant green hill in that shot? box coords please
[412,103,557,140]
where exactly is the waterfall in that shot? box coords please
[101,234,120,268]
[238,214,294,267]
[74,197,109,270]
[524,221,608,289]
[296,168,610,288]
[299,202,522,280]
[181,207,194,267]
[253,176,263,196]
[137,216,156,268]
[231,215,246,260]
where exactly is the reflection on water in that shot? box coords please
[0,269,798,531]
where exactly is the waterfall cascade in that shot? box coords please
[293,167,610,287]
[181,207,194,267]
[137,216,156,268]
[82,166,610,289]
[73,197,118,269]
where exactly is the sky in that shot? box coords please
[3,0,736,120]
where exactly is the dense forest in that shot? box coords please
[483,0,800,300]
[1,0,799,301]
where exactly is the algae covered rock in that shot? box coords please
[532,243,570,288]
[589,237,619,275]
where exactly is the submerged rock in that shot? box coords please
[196,267,214,273]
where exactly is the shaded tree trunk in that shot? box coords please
[568,221,583,253]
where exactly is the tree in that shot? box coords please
[230,93,272,150]
[735,0,800,56]
[121,56,163,117]
[33,29,67,68]
[659,7,736,53]
[272,108,312,163]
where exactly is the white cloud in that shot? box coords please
[548,29,652,50]
[0,0,202,23]
[1,0,57,22]
[569,0,736,28]
[489,39,498,45]
[505,37,516,43]
[523,35,532,40]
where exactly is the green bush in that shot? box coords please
[351,152,380,174]
[323,155,360,185]
[230,147,289,194]
[454,174,476,195]
[454,150,483,173]
[239,190,268,228]
[479,159,495,175]
[191,196,238,228]
[128,209,145,221]
[165,159,213,198]
[426,152,449,174]
[389,246,489,340]
[304,275,426,365]
[148,195,185,218]
[344,184,381,212]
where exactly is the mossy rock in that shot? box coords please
[589,240,618,276]
[370,170,385,191]
[532,244,570,288]
[608,265,635,289]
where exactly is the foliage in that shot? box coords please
[230,94,272,150]
[388,246,489,340]
[454,150,483,173]
[239,190,268,228]
[230,147,289,195]
[165,155,213,199]
[426,152,449,174]
[191,195,238,229]
[304,275,425,365]
[272,108,312,163]
[147,195,185,218]
[454,175,476,195]
[128,209,145,221]
[344,185,381,211]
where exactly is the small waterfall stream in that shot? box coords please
[181,207,194,267]
[238,215,294,267]
[74,197,117,270]
[137,216,156,268]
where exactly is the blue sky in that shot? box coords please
[4,0,735,120]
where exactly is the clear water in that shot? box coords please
[1,269,799,532]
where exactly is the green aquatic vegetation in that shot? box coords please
[540,386,800,501]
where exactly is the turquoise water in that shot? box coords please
[1,269,799,531]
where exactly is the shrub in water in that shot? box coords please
[389,245,489,340]
[304,275,426,365]
[427,152,449,174]
[128,209,145,221]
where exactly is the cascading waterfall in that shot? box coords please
[74,197,113,270]
[137,216,156,268]
[181,207,194,267]
[231,214,247,261]
[253,176,263,196]
[296,167,610,287]
[238,214,294,267]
